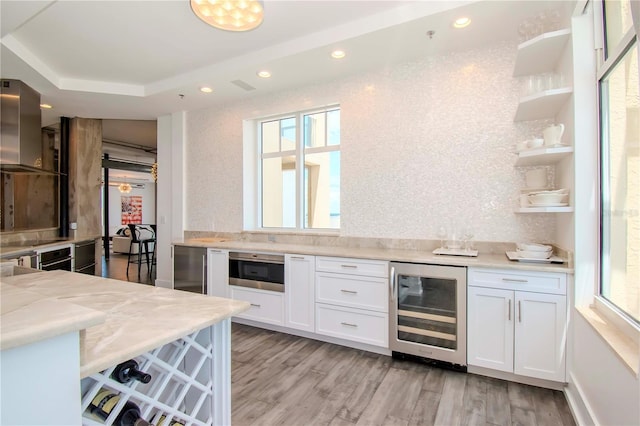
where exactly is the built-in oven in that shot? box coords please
[37,245,73,271]
[228,251,285,292]
[389,262,467,370]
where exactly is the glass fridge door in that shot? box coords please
[396,273,458,350]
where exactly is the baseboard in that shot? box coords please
[467,365,565,390]
[564,372,597,426]
[154,279,172,289]
[231,318,392,356]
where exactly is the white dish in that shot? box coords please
[506,251,565,263]
[516,249,551,259]
[529,202,569,207]
[517,243,552,252]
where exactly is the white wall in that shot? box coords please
[566,7,640,426]
[106,183,156,236]
[155,112,186,289]
[184,39,561,243]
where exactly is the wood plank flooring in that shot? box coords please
[231,324,575,426]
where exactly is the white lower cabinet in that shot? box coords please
[285,254,315,332]
[208,249,229,298]
[315,256,389,348]
[230,286,284,325]
[467,267,567,382]
[316,304,388,347]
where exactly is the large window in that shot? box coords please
[599,0,639,324]
[260,107,340,230]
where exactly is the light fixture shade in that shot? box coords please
[118,183,132,193]
[191,0,264,32]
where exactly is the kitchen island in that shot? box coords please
[0,268,249,425]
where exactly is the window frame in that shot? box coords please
[596,0,640,338]
[256,105,340,231]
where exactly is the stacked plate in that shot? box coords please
[526,189,569,207]
[516,242,553,259]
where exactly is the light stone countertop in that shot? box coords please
[0,236,100,257]
[0,270,249,378]
[174,239,574,274]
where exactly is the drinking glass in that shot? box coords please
[437,227,447,249]
[463,228,474,251]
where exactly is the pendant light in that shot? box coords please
[190,0,264,32]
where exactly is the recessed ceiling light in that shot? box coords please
[453,17,471,28]
[257,70,271,78]
[200,86,213,93]
[331,50,346,59]
[40,103,53,109]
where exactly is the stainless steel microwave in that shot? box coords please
[228,251,285,292]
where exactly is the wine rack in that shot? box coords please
[81,324,224,426]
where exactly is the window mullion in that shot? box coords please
[296,114,304,229]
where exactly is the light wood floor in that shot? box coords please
[231,324,575,426]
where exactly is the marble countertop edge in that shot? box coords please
[0,285,106,351]
[174,239,574,273]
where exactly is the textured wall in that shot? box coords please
[185,39,559,243]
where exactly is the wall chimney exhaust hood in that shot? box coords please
[0,79,55,174]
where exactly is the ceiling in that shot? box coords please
[1,0,575,144]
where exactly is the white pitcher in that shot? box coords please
[543,123,565,146]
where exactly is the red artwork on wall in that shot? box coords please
[121,196,142,225]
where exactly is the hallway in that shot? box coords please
[101,249,155,285]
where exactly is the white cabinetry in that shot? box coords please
[513,28,574,214]
[467,268,567,382]
[230,286,284,325]
[208,249,229,297]
[285,254,315,332]
[315,257,389,348]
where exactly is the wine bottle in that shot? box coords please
[89,388,151,426]
[111,359,152,384]
[155,414,186,426]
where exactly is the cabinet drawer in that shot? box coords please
[468,268,566,295]
[230,286,284,325]
[316,272,388,312]
[316,257,388,277]
[316,304,388,347]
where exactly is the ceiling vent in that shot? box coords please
[230,80,256,91]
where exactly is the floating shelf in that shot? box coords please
[514,87,573,121]
[515,145,574,166]
[513,29,572,77]
[515,206,574,213]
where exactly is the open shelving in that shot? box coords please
[514,87,573,121]
[515,145,574,166]
[513,29,572,77]
[515,206,574,213]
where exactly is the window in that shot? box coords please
[599,0,639,324]
[259,107,340,230]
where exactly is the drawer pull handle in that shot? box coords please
[518,301,522,323]
[508,299,511,321]
[502,278,528,283]
[341,322,358,328]
[250,303,261,308]
[290,256,304,260]
[341,264,358,269]
[341,289,357,294]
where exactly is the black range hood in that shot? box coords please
[0,79,57,174]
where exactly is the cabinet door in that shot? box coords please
[285,254,315,332]
[208,249,229,298]
[467,286,514,373]
[514,292,567,381]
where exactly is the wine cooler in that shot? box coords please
[389,262,467,369]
